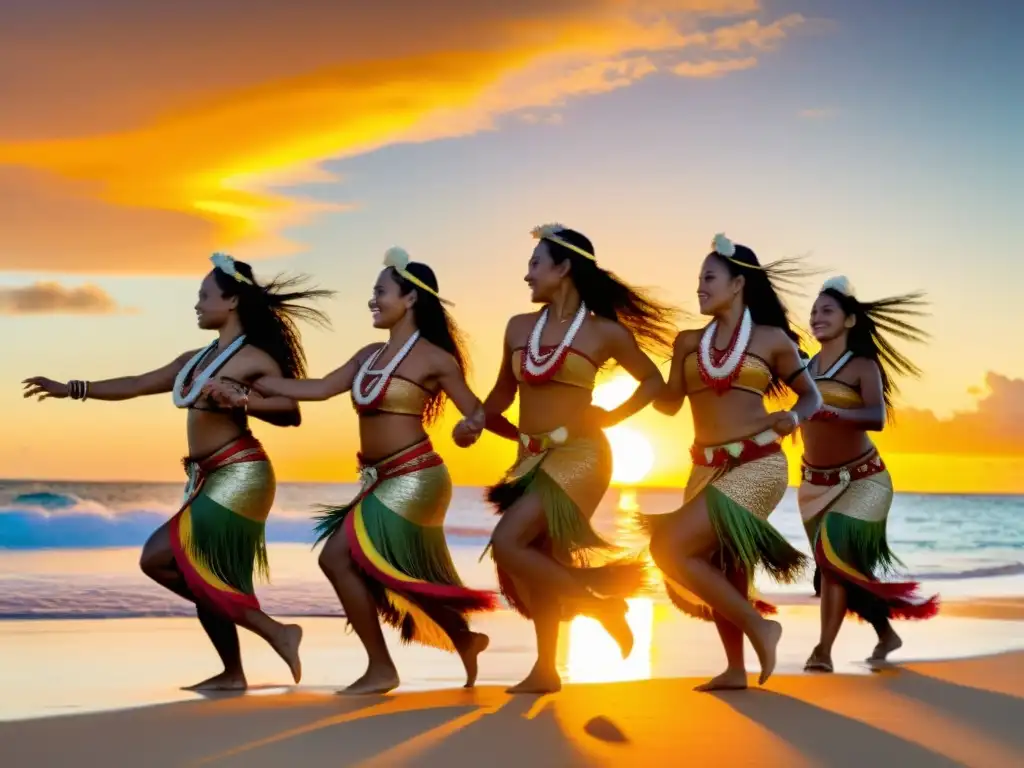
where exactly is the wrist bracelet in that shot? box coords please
[67,380,90,401]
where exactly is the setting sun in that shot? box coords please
[594,376,656,486]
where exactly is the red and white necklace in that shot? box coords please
[352,331,421,409]
[697,307,752,394]
[522,302,587,383]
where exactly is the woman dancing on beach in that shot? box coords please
[647,233,820,691]
[237,247,497,695]
[454,223,676,694]
[800,276,938,672]
[22,253,331,690]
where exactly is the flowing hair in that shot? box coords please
[212,261,333,379]
[819,282,928,418]
[540,228,680,359]
[711,243,810,397]
[388,263,469,425]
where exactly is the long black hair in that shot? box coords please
[819,282,928,417]
[542,228,679,359]
[388,262,469,425]
[213,260,333,379]
[710,243,809,397]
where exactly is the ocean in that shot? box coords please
[2,480,1023,620]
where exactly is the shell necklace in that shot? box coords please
[352,331,421,408]
[522,302,587,382]
[173,335,247,408]
[697,307,752,394]
[812,350,853,380]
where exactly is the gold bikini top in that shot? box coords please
[812,351,864,408]
[683,353,773,396]
[512,347,599,390]
[351,376,431,417]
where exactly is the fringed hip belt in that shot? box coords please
[354,439,443,500]
[690,429,781,469]
[802,449,885,487]
[181,432,268,506]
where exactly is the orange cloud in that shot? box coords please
[877,373,1024,456]
[0,1,811,273]
[0,281,126,315]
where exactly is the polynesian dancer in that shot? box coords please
[23,253,332,690]
[453,223,677,694]
[800,276,938,672]
[645,233,821,691]
[245,247,497,695]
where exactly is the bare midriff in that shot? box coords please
[689,389,776,446]
[517,380,598,438]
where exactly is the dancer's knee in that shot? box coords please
[318,532,353,578]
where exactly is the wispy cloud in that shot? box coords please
[0,282,128,315]
[0,1,811,273]
[672,56,758,77]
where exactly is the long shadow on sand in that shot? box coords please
[380,694,591,767]
[874,667,1024,749]
[715,690,962,768]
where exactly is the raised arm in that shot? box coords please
[22,350,197,402]
[654,330,694,416]
[817,358,886,431]
[251,344,380,403]
[598,323,665,427]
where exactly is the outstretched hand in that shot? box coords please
[22,377,67,401]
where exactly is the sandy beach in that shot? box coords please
[2,598,1024,766]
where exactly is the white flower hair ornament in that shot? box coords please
[710,233,736,258]
[822,275,856,298]
[531,222,596,261]
[383,246,453,306]
[210,252,253,285]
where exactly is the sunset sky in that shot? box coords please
[3,1,1023,493]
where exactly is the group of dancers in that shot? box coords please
[21,225,940,695]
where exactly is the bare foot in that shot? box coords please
[270,623,303,684]
[456,632,490,688]
[340,665,400,695]
[869,628,902,662]
[694,668,748,692]
[507,666,562,694]
[749,619,782,686]
[804,645,834,673]
[595,598,634,659]
[182,671,247,691]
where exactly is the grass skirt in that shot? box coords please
[314,440,498,651]
[485,431,646,618]
[799,449,939,621]
[169,433,273,622]
[639,433,807,620]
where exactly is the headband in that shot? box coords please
[531,223,596,261]
[709,232,766,271]
[210,252,253,285]
[821,275,856,298]
[383,247,453,306]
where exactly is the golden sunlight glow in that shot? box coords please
[605,425,655,485]
[565,598,654,684]
[593,375,655,485]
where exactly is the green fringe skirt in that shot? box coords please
[639,438,807,620]
[486,431,647,618]
[313,440,498,651]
